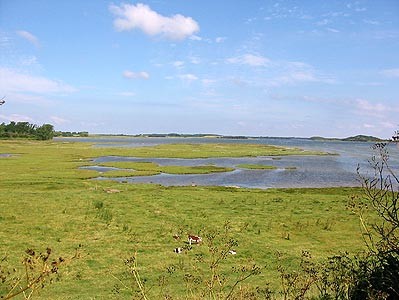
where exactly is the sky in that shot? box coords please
[0,0,398,138]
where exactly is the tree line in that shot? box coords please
[54,131,88,137]
[0,121,54,140]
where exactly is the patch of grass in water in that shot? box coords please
[237,164,298,171]
[95,161,234,177]
[237,164,277,170]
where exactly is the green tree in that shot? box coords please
[35,124,54,140]
[14,122,36,136]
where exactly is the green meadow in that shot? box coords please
[0,140,371,299]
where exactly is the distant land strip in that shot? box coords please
[83,133,386,142]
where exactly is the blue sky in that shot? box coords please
[0,0,398,138]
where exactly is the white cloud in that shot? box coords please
[172,61,184,68]
[179,74,198,81]
[50,116,70,125]
[363,19,380,25]
[381,68,399,78]
[355,99,389,117]
[230,77,248,86]
[19,55,38,66]
[189,35,202,41]
[316,19,329,26]
[356,81,384,86]
[16,30,40,47]
[361,121,396,134]
[356,99,387,112]
[109,3,199,40]
[201,88,218,97]
[225,56,334,88]
[265,61,334,87]
[118,92,136,97]
[0,68,76,94]
[0,114,34,123]
[202,79,217,86]
[380,121,396,129]
[123,70,150,79]
[215,37,226,43]
[289,71,317,81]
[227,54,270,67]
[0,34,12,47]
[327,28,340,33]
[6,93,53,105]
[189,56,201,64]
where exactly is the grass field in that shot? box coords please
[0,140,371,299]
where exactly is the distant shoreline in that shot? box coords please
[56,133,387,143]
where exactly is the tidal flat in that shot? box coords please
[0,140,374,298]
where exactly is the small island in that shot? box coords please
[310,134,385,142]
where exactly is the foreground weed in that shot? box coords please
[0,247,78,299]
[117,222,267,300]
[277,250,318,300]
[124,254,149,300]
